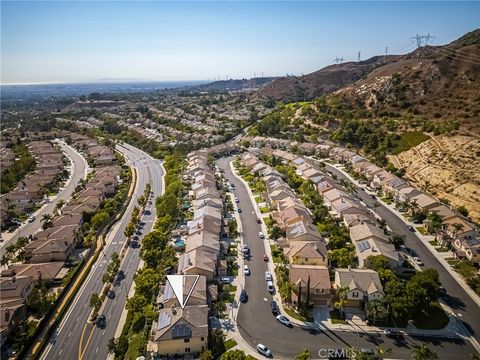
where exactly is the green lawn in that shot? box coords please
[413,302,449,330]
[428,240,438,246]
[259,206,269,213]
[254,196,262,203]
[224,338,237,351]
[284,307,313,322]
[329,309,347,324]
[417,227,428,235]
[391,131,430,155]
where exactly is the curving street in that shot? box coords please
[216,156,476,360]
[0,141,87,259]
[40,143,164,360]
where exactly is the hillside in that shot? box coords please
[195,77,277,92]
[335,29,480,123]
[257,56,400,102]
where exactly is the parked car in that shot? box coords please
[28,215,36,223]
[244,265,250,275]
[267,281,274,293]
[383,328,402,338]
[235,197,239,203]
[237,208,242,213]
[240,289,248,303]
[257,218,262,224]
[263,254,269,262]
[219,277,231,284]
[276,315,292,327]
[407,225,415,232]
[256,344,272,358]
[276,315,293,327]
[265,271,272,281]
[271,301,279,314]
[242,244,250,255]
[258,232,265,239]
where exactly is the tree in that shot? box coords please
[41,213,54,230]
[407,268,440,307]
[200,349,214,360]
[297,283,302,312]
[390,233,406,249]
[90,292,101,311]
[126,293,147,313]
[27,283,55,316]
[124,222,135,238]
[329,248,355,268]
[295,349,311,360]
[334,287,348,319]
[457,205,469,217]
[412,343,438,360]
[55,199,65,211]
[305,276,311,312]
[107,337,117,354]
[426,212,443,235]
[114,334,129,358]
[91,211,109,230]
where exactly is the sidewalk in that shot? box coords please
[227,159,480,353]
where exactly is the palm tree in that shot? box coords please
[452,223,465,238]
[376,346,392,359]
[55,199,65,211]
[412,343,438,360]
[426,211,443,235]
[334,287,348,319]
[41,213,54,230]
[279,282,293,303]
[295,349,311,360]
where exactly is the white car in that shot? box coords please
[257,344,272,357]
[276,315,292,327]
[265,271,272,281]
[244,265,250,275]
[258,232,265,239]
[235,197,239,203]
[413,257,424,266]
[28,215,36,223]
[267,281,274,293]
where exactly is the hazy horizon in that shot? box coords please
[2,1,479,84]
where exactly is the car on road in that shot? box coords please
[265,271,272,281]
[413,256,424,266]
[240,289,248,303]
[267,281,274,293]
[383,328,402,338]
[218,277,231,284]
[256,344,272,358]
[133,235,139,241]
[144,209,151,215]
[28,215,36,223]
[370,194,376,199]
[263,254,269,262]
[256,218,262,224]
[271,301,279,314]
[407,225,416,232]
[107,290,116,299]
[242,244,250,255]
[276,315,292,327]
[244,265,250,275]
[258,232,265,239]
[235,197,239,203]
[96,314,107,329]
[237,208,242,213]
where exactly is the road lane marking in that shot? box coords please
[68,331,72,338]
[59,349,62,356]
[79,324,95,360]
[96,346,99,354]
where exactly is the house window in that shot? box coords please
[352,292,359,298]
[185,348,191,353]
[315,289,320,294]
[184,338,190,343]
[201,337,204,341]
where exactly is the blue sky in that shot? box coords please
[1,1,479,84]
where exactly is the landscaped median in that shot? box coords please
[25,165,136,360]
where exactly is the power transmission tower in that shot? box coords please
[333,56,344,64]
[410,33,435,47]
[357,51,361,62]
[385,46,388,56]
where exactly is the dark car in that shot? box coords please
[383,328,402,338]
[107,290,116,299]
[144,209,151,215]
[408,225,416,232]
[256,218,262,224]
[271,301,279,314]
[96,314,107,328]
[240,289,248,303]
[237,208,242,213]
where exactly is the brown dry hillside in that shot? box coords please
[257,55,401,102]
[335,29,480,123]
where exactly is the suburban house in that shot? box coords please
[286,219,324,243]
[284,240,328,266]
[334,268,384,309]
[151,275,208,358]
[395,186,422,204]
[409,193,438,213]
[452,236,480,263]
[290,265,332,306]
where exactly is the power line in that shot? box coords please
[357,51,361,62]
[333,56,344,64]
[410,33,435,47]
[385,46,389,56]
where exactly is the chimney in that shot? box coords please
[171,305,177,315]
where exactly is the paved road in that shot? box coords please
[0,141,87,258]
[321,162,480,343]
[40,143,164,360]
[217,157,476,360]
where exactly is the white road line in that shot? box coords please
[59,349,63,356]
[108,314,112,320]
[96,346,99,354]
[76,316,80,322]
[68,331,72,338]
[102,330,106,336]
